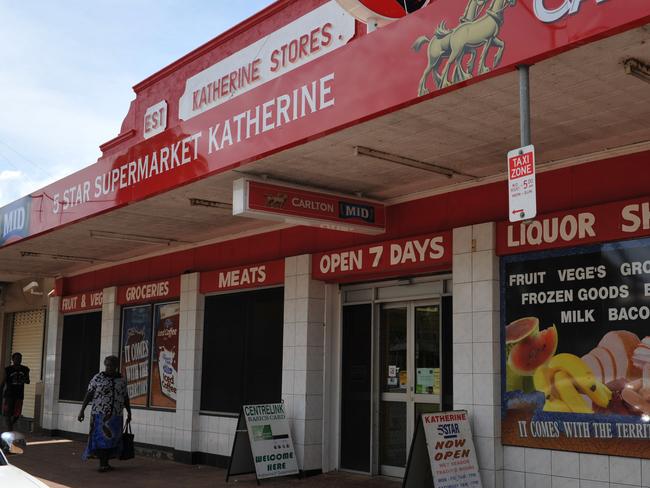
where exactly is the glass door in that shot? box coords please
[379,301,441,477]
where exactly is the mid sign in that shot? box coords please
[507,145,537,223]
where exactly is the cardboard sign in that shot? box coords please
[502,236,650,459]
[497,195,650,255]
[227,403,299,482]
[60,290,103,313]
[404,411,482,488]
[312,231,452,282]
[121,305,153,406]
[117,277,180,305]
[200,260,285,294]
[150,302,180,409]
[233,178,386,235]
[508,145,536,222]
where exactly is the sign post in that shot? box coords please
[507,145,537,223]
[404,410,482,488]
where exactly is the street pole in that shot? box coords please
[519,65,531,147]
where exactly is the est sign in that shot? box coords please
[508,145,537,223]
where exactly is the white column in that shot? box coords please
[174,272,204,459]
[453,223,503,488]
[282,255,326,472]
[42,296,63,431]
[99,287,120,364]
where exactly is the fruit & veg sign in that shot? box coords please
[501,236,650,458]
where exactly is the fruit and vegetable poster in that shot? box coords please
[151,302,179,409]
[121,305,152,406]
[502,237,650,458]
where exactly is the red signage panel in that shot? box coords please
[497,195,650,255]
[60,290,104,313]
[200,260,285,294]
[117,277,181,305]
[233,178,386,235]
[312,231,452,281]
[4,0,649,247]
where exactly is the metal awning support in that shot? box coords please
[519,65,532,147]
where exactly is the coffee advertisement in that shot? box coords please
[502,237,650,458]
[151,302,180,409]
[121,305,153,406]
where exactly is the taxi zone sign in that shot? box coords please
[508,145,537,223]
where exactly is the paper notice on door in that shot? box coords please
[399,370,408,388]
[416,368,434,394]
[388,365,397,378]
[434,368,441,395]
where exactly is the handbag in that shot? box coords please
[120,421,135,460]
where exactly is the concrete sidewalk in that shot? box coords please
[9,436,399,488]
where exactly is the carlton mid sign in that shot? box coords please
[233,178,386,235]
[313,231,451,281]
[179,1,354,121]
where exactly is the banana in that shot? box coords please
[543,397,571,413]
[548,353,612,408]
[533,365,554,398]
[553,370,594,414]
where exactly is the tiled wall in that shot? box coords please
[504,446,650,488]
[196,415,237,457]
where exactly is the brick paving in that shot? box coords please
[8,436,399,488]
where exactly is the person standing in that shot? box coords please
[78,355,132,472]
[0,352,30,432]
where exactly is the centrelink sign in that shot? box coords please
[0,196,31,246]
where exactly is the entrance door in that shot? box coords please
[379,301,441,477]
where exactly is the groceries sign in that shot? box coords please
[117,278,181,305]
[4,0,648,247]
[313,231,451,281]
[233,178,386,235]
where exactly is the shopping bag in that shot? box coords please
[120,421,135,460]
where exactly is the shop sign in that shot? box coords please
[179,1,355,121]
[121,305,152,406]
[60,290,103,313]
[151,302,180,409]
[117,277,181,305]
[5,0,649,248]
[404,410,482,488]
[0,196,31,246]
[243,403,299,480]
[312,231,451,281]
[336,0,431,25]
[233,178,386,235]
[507,145,536,223]
[498,195,650,255]
[200,260,285,294]
[502,236,650,458]
[143,100,167,139]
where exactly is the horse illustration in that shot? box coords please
[412,0,516,95]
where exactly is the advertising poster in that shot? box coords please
[243,403,299,480]
[121,305,152,406]
[151,302,180,409]
[502,237,650,458]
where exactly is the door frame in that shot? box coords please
[336,274,452,477]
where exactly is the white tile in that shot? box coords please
[610,456,641,486]
[642,459,650,487]
[505,470,525,488]
[473,311,501,343]
[472,404,499,437]
[474,436,496,469]
[305,371,324,396]
[453,226,473,255]
[578,481,609,488]
[480,468,496,488]
[453,343,473,374]
[295,254,311,276]
[473,341,500,374]
[472,280,499,312]
[552,476,579,488]
[552,451,579,478]
[526,473,552,488]
[580,453,610,482]
[285,256,297,277]
[526,448,552,475]
[473,222,496,251]
[453,312,473,343]
[453,374,473,405]
[302,444,322,470]
[472,250,498,282]
[505,446,525,471]
[453,283,473,313]
[453,253,473,284]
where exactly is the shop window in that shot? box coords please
[59,312,102,402]
[201,287,284,414]
[120,302,180,409]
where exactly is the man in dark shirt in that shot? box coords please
[1,353,30,432]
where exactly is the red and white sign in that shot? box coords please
[200,260,285,294]
[144,100,168,139]
[179,1,355,121]
[497,195,650,255]
[313,231,451,281]
[508,145,536,223]
[336,0,431,26]
[117,277,181,305]
[233,178,386,235]
[60,290,104,313]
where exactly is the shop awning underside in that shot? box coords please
[1,26,649,283]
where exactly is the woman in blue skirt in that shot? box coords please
[78,355,132,472]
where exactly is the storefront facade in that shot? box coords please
[1,0,650,486]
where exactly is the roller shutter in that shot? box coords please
[10,309,46,419]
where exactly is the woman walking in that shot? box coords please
[78,355,132,472]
